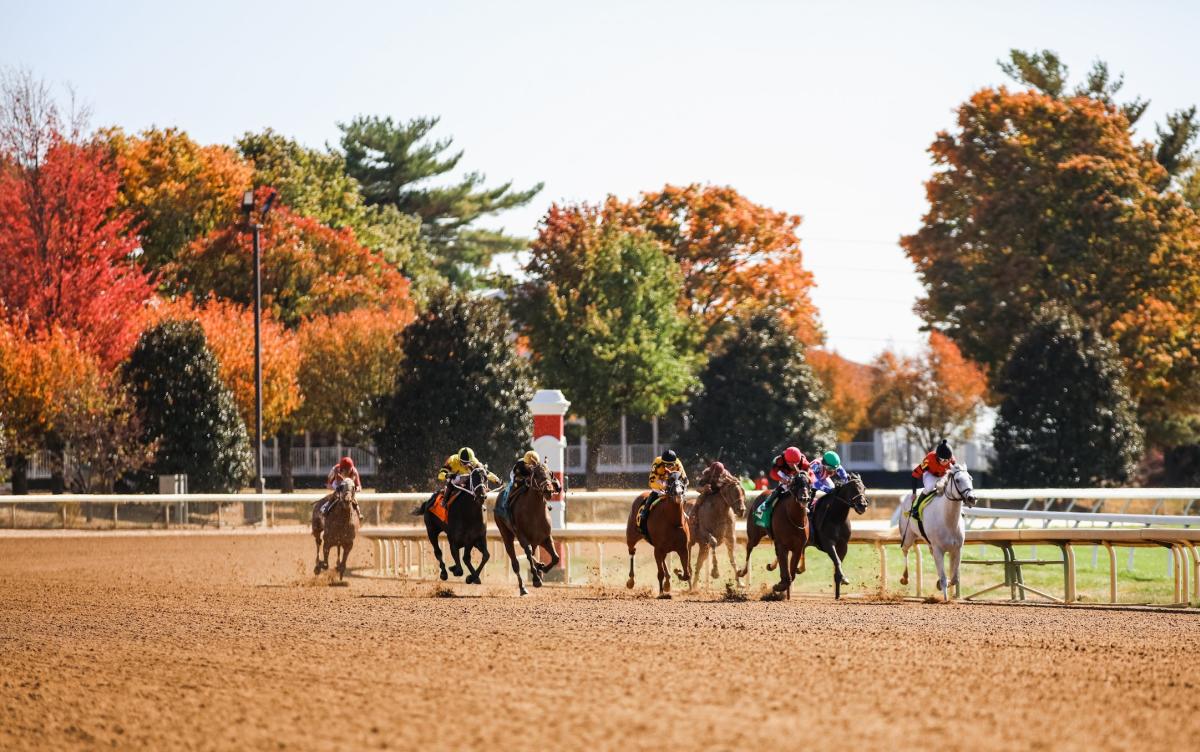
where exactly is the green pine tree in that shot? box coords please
[122,320,252,493]
[685,313,835,475]
[339,115,542,286]
[992,307,1143,487]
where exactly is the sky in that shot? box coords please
[3,0,1198,362]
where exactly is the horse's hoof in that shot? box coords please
[839,576,850,585]
[440,570,448,581]
[900,574,908,586]
[532,578,543,588]
[313,566,321,575]
[766,562,777,571]
[625,578,635,589]
[658,593,672,600]
[519,588,528,596]
[449,566,463,577]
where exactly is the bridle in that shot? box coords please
[778,476,811,531]
[943,466,977,508]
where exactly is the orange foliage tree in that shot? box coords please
[166,190,413,329]
[808,349,873,442]
[0,322,152,492]
[104,127,253,270]
[530,186,822,351]
[868,332,989,452]
[295,307,410,445]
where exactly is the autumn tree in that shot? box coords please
[375,290,532,490]
[685,313,835,476]
[339,115,542,285]
[166,190,414,329]
[122,320,252,493]
[0,323,151,494]
[105,127,253,269]
[868,332,988,453]
[632,184,822,348]
[0,71,152,368]
[237,129,439,302]
[902,50,1200,445]
[993,307,1142,487]
[516,204,698,487]
[808,349,873,442]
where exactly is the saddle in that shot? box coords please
[906,490,936,542]
[636,493,662,542]
[430,490,451,524]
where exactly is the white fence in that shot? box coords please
[24,445,378,480]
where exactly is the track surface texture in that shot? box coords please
[1,533,1197,751]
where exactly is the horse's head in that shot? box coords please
[836,472,869,515]
[467,466,491,499]
[946,465,977,507]
[784,472,812,503]
[664,470,687,499]
[725,475,747,518]
[530,461,560,499]
[333,477,356,503]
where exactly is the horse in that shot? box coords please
[687,463,746,589]
[422,466,492,584]
[807,473,869,600]
[895,464,978,601]
[625,470,692,596]
[737,474,812,599]
[311,477,360,579]
[496,462,563,596]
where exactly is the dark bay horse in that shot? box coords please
[807,473,868,599]
[625,470,692,596]
[687,462,746,588]
[497,462,563,596]
[737,475,812,598]
[311,478,360,579]
[422,467,492,584]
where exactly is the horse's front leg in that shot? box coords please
[313,534,324,574]
[655,548,669,596]
[522,544,542,587]
[725,535,741,587]
[948,543,963,596]
[931,543,949,602]
[460,545,476,583]
[772,542,790,594]
[448,542,464,578]
[536,536,560,574]
[472,538,490,584]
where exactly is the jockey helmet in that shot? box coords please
[710,460,726,476]
[661,449,678,464]
[822,451,841,468]
[523,450,541,465]
[783,446,803,464]
[458,447,476,463]
[339,456,355,471]
[936,440,952,461]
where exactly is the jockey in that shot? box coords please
[698,460,727,495]
[911,439,955,501]
[754,446,810,527]
[810,450,849,495]
[317,456,362,517]
[496,450,551,520]
[647,449,688,504]
[418,447,500,514]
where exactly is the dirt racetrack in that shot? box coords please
[1,532,1197,751]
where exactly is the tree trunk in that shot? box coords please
[9,454,29,495]
[586,440,601,491]
[278,427,295,494]
[48,440,66,495]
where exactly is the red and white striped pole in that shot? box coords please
[529,389,570,530]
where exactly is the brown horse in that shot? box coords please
[311,478,360,580]
[497,462,563,596]
[626,470,692,596]
[687,463,747,588]
[736,475,812,598]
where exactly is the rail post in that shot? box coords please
[530,389,570,580]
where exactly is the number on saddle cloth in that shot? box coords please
[754,490,781,530]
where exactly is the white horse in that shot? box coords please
[894,464,978,601]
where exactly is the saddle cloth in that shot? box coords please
[636,494,662,542]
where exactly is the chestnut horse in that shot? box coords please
[737,475,812,598]
[687,463,747,588]
[311,477,360,579]
[497,462,563,596]
[625,470,692,596]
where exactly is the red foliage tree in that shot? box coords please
[0,136,151,368]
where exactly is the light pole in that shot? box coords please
[241,189,276,504]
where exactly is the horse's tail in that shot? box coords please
[890,497,907,527]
